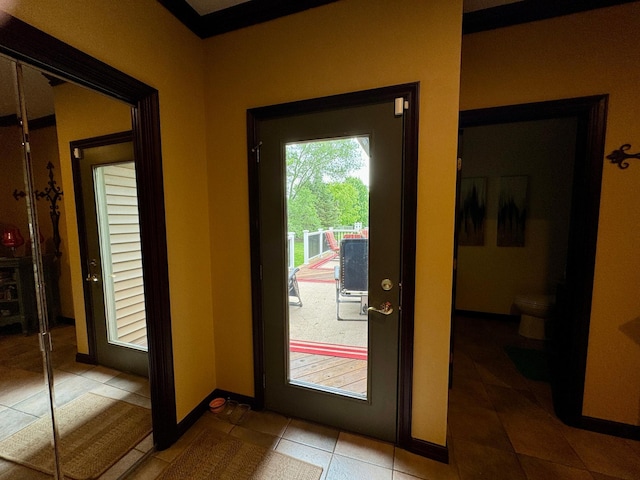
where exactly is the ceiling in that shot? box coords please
[158,0,638,38]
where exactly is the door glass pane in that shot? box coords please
[93,162,147,350]
[286,136,369,399]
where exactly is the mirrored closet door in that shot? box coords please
[0,54,153,480]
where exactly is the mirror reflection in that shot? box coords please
[0,56,152,479]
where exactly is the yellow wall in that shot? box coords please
[205,0,463,445]
[51,83,132,352]
[460,3,640,426]
[2,0,215,422]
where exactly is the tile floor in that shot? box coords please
[3,317,640,479]
[0,323,152,480]
[124,315,640,480]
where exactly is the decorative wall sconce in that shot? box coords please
[13,162,64,257]
[606,144,640,170]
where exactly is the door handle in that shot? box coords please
[85,273,100,283]
[85,259,100,283]
[368,301,393,315]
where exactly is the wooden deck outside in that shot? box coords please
[289,351,367,397]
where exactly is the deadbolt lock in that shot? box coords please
[381,278,393,291]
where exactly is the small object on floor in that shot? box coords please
[213,399,251,424]
[209,397,226,414]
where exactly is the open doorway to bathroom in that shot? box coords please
[449,96,607,461]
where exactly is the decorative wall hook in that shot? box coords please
[35,162,64,257]
[606,144,640,170]
[12,189,26,201]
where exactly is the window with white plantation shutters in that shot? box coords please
[94,161,147,350]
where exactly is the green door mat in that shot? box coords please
[504,345,550,382]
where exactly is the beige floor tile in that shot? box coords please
[325,454,392,480]
[448,403,514,452]
[282,418,339,452]
[276,439,333,480]
[484,383,552,420]
[124,457,169,480]
[334,431,394,468]
[449,351,478,380]
[499,412,585,468]
[81,365,121,383]
[240,409,290,437]
[394,448,459,480]
[624,437,640,458]
[135,434,155,453]
[106,373,150,397]
[474,356,530,390]
[590,472,629,480]
[559,425,640,480]
[518,454,594,480]
[392,472,425,480]
[448,375,493,410]
[230,424,279,449]
[453,438,526,480]
[98,448,144,480]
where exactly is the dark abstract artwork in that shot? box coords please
[458,177,486,246]
[497,175,528,247]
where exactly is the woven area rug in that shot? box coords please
[0,393,151,480]
[158,429,322,480]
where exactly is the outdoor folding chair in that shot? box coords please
[324,230,340,256]
[334,238,368,320]
[288,267,302,306]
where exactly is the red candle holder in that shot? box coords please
[2,228,24,256]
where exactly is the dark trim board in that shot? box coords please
[75,352,97,365]
[575,416,640,441]
[157,0,339,38]
[406,438,449,464]
[247,82,421,454]
[463,0,638,34]
[0,13,177,450]
[459,94,608,433]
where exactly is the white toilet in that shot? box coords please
[514,294,555,340]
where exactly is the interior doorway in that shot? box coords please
[453,95,608,427]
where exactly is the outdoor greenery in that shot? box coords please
[286,138,369,237]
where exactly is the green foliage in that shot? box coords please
[327,177,369,227]
[286,139,364,202]
[287,185,321,237]
[286,138,369,237]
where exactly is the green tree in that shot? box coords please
[286,139,364,202]
[309,180,340,228]
[287,185,320,237]
[327,177,369,227]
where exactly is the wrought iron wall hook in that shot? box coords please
[606,144,640,170]
[35,161,64,257]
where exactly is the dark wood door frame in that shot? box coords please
[247,84,448,462]
[0,14,177,449]
[459,95,608,431]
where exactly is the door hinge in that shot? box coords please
[39,331,52,353]
[263,373,266,389]
[73,147,83,160]
[259,264,263,280]
[457,157,462,171]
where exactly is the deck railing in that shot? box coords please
[287,227,362,269]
